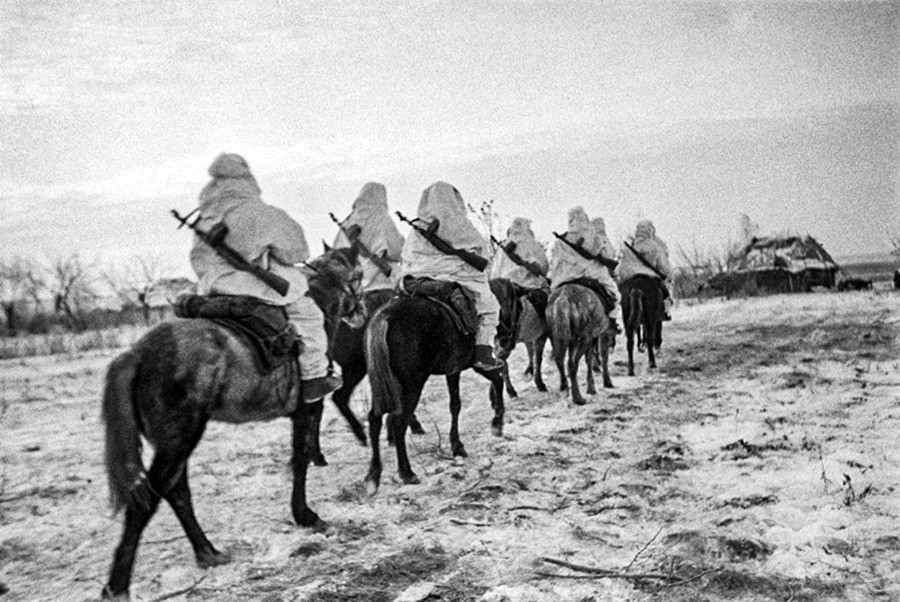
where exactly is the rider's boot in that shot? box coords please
[302,372,343,401]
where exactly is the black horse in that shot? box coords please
[99,246,362,600]
[621,274,666,376]
[490,278,549,395]
[362,290,506,494]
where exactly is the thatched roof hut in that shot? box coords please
[734,234,839,292]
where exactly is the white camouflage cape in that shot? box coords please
[618,219,671,281]
[190,153,309,304]
[400,181,490,284]
[332,182,404,291]
[490,217,549,289]
[547,206,608,287]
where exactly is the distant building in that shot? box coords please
[733,234,839,292]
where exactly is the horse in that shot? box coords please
[99,246,363,601]
[546,283,613,406]
[362,289,506,494]
[490,278,549,395]
[621,274,665,376]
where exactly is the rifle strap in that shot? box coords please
[501,244,544,278]
[624,241,666,280]
[556,233,600,263]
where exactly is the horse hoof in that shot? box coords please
[491,425,503,437]
[536,384,547,393]
[401,473,421,485]
[604,381,614,389]
[294,507,323,528]
[409,424,426,436]
[452,444,468,458]
[101,585,130,601]
[311,454,328,467]
[197,549,231,568]
[364,479,379,496]
[572,398,587,406]
[507,389,518,399]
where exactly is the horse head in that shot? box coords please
[305,245,366,331]
[489,278,520,360]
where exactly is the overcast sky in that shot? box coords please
[1,0,897,276]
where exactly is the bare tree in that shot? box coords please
[104,253,174,325]
[467,199,505,257]
[47,254,97,331]
[0,257,44,334]
[739,213,760,244]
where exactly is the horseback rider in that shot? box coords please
[188,152,343,401]
[399,181,504,372]
[332,182,404,293]
[548,206,622,334]
[490,216,550,317]
[491,217,549,287]
[618,219,673,320]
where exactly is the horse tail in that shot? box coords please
[627,288,645,351]
[365,310,401,417]
[101,350,144,514]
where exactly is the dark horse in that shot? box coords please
[621,274,665,376]
[363,290,506,494]
[546,283,613,406]
[100,246,362,600]
[307,286,428,466]
[490,278,549,395]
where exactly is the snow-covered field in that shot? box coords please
[2,290,899,601]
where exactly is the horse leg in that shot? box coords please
[331,365,367,446]
[408,413,426,435]
[445,373,467,458]
[626,330,636,377]
[646,319,658,370]
[584,342,597,396]
[568,346,586,406]
[501,361,518,399]
[103,447,200,599]
[364,409,384,495]
[290,406,325,529]
[394,380,427,484]
[601,334,613,389]
[306,399,327,467]
[524,341,535,378]
[533,335,548,392]
[475,366,506,437]
[165,467,231,568]
[553,342,568,392]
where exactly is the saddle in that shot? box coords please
[559,278,616,316]
[400,276,477,335]
[172,294,300,373]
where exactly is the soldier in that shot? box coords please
[332,182,404,293]
[548,206,622,333]
[618,219,673,320]
[490,217,549,291]
[189,152,342,400]
[400,181,503,371]
[592,216,623,330]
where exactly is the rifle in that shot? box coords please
[171,209,291,297]
[329,212,393,277]
[396,211,489,272]
[623,240,667,281]
[552,232,618,271]
[490,236,546,278]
